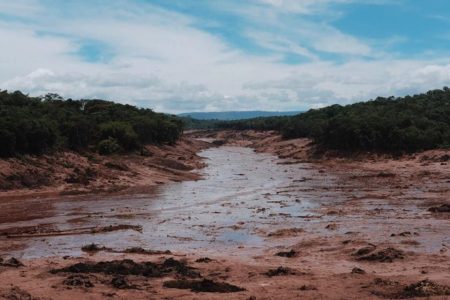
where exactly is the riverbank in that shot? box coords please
[0,136,211,200]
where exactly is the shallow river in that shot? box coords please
[0,145,448,259]
[0,146,334,259]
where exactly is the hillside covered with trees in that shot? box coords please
[0,90,183,157]
[217,88,450,153]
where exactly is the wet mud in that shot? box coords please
[0,132,449,299]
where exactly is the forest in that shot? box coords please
[0,90,183,157]
[216,88,450,153]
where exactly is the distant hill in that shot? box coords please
[178,111,302,120]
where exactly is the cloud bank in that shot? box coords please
[1,0,450,113]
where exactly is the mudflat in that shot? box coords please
[0,131,449,299]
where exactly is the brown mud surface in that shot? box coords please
[1,130,449,299]
[0,136,210,200]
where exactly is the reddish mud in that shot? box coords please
[0,131,449,299]
[0,136,210,200]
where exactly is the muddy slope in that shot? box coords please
[0,137,210,199]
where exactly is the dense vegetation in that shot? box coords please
[217,88,450,153]
[0,90,183,157]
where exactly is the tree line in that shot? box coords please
[0,90,183,157]
[216,88,450,153]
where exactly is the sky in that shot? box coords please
[1,0,450,113]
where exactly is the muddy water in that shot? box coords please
[0,147,324,258]
[0,146,448,260]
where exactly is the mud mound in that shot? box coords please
[122,247,171,255]
[0,257,23,268]
[355,247,404,263]
[374,279,450,298]
[351,267,366,274]
[3,224,142,238]
[428,204,450,213]
[0,287,36,300]
[299,285,317,291]
[51,258,199,278]
[195,257,213,263]
[353,245,376,256]
[111,276,137,289]
[149,157,193,171]
[275,250,297,258]
[265,266,295,277]
[268,228,304,237]
[399,279,450,298]
[163,279,245,293]
[81,243,110,253]
[63,274,94,288]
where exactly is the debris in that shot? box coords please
[275,250,297,258]
[265,266,294,277]
[428,204,450,213]
[356,247,404,263]
[51,258,199,278]
[0,257,23,268]
[122,247,171,255]
[268,228,304,237]
[325,223,338,230]
[195,257,213,263]
[353,245,376,256]
[299,285,317,291]
[163,279,245,293]
[400,279,450,298]
[63,274,94,288]
[111,276,136,289]
[81,243,110,253]
[351,267,366,274]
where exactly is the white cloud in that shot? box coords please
[0,0,42,17]
[0,0,449,113]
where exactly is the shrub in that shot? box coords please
[97,138,122,155]
[99,121,139,150]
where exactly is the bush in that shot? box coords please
[99,121,139,150]
[97,138,122,155]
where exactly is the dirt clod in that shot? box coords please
[81,243,109,253]
[267,228,304,237]
[351,267,366,274]
[63,274,94,288]
[0,257,23,268]
[399,279,450,298]
[428,204,450,213]
[357,247,404,263]
[163,279,245,293]
[353,245,377,256]
[195,257,213,263]
[122,247,171,255]
[275,249,297,258]
[0,287,35,300]
[51,258,199,278]
[265,266,294,277]
[111,276,136,289]
[299,285,317,291]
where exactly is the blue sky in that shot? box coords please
[1,0,450,113]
